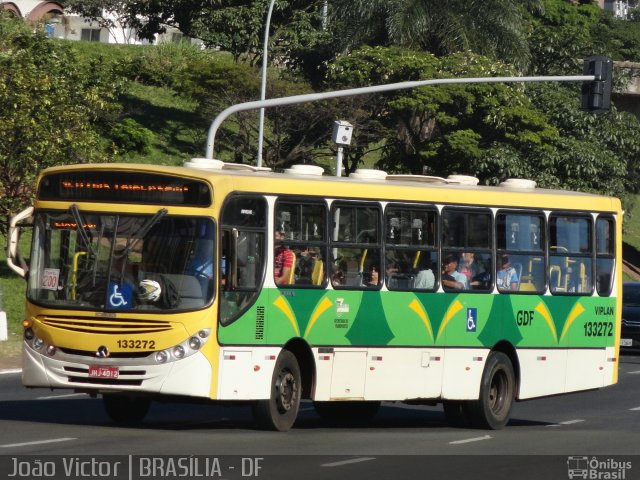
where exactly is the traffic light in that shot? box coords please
[581,56,613,113]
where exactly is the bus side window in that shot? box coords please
[331,203,381,290]
[385,205,437,292]
[596,216,615,296]
[442,208,492,292]
[496,212,545,294]
[275,200,327,288]
[549,215,593,295]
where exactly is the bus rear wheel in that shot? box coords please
[469,351,515,430]
[314,401,381,425]
[253,350,301,432]
[103,394,151,424]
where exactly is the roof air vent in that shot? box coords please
[184,158,224,170]
[446,175,480,186]
[284,164,324,176]
[349,169,388,180]
[499,178,537,189]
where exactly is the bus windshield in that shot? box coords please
[28,210,215,312]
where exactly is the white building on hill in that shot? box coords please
[1,0,197,45]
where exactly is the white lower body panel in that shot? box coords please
[22,342,213,398]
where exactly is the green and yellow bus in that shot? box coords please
[7,160,622,431]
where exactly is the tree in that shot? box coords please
[326,0,542,72]
[325,47,557,176]
[0,15,123,230]
[527,0,604,75]
[65,0,330,67]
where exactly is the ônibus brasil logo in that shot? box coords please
[567,456,632,479]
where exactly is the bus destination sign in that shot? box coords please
[38,171,212,206]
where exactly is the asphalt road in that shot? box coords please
[0,353,639,480]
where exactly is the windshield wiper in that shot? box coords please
[120,208,168,258]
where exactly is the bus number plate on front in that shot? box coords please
[88,366,119,379]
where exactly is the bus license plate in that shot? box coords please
[89,366,119,379]
[620,338,632,347]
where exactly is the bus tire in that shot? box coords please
[469,351,515,430]
[443,400,472,428]
[103,394,151,424]
[253,350,301,432]
[313,401,381,425]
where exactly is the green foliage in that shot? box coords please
[325,47,558,176]
[0,15,123,230]
[327,0,541,72]
[129,41,217,87]
[111,118,155,154]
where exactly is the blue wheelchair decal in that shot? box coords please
[107,282,133,310]
[466,308,477,332]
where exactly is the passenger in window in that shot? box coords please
[295,246,314,285]
[414,254,435,289]
[366,265,380,287]
[442,255,465,290]
[274,230,295,285]
[497,255,519,291]
[460,252,479,282]
[331,268,344,286]
[470,270,491,289]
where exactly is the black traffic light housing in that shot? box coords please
[582,56,613,113]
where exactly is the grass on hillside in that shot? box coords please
[118,83,204,166]
[1,229,30,356]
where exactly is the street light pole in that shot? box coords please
[256,0,276,168]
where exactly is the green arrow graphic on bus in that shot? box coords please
[272,295,300,337]
[534,302,558,343]
[436,299,464,342]
[559,302,585,343]
[408,298,434,342]
[304,296,333,338]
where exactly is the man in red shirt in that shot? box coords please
[274,230,294,285]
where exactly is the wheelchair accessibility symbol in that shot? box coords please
[466,308,477,332]
[108,282,133,310]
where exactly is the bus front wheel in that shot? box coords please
[469,351,515,429]
[103,394,151,424]
[253,350,301,431]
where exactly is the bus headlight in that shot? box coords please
[46,345,57,356]
[173,345,185,359]
[188,336,202,350]
[153,329,212,364]
[155,351,169,363]
[33,337,44,350]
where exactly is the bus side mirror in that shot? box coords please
[582,56,613,114]
[7,206,34,278]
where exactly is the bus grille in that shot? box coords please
[40,315,172,335]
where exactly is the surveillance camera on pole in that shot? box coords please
[333,120,353,177]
